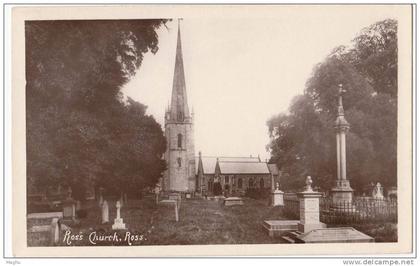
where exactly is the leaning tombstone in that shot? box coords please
[101,200,109,224]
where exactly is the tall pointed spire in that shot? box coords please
[170,18,190,122]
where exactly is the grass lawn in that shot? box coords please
[61,196,288,246]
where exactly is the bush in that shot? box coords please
[76,209,88,219]
[213,183,222,196]
[245,188,270,199]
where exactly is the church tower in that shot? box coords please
[163,20,196,192]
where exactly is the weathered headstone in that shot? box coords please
[62,187,76,222]
[296,227,374,243]
[112,201,126,230]
[297,176,326,233]
[98,187,104,207]
[271,182,284,206]
[101,200,109,224]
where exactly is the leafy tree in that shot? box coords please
[267,19,397,192]
[26,20,168,201]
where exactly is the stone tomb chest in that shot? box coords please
[296,227,374,243]
[223,197,244,206]
[263,220,299,237]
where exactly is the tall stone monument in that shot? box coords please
[331,84,354,207]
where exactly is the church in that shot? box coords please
[162,21,280,195]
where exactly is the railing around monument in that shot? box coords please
[320,197,397,224]
[283,193,397,224]
[283,193,299,219]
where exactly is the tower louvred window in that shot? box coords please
[178,111,184,121]
[178,134,182,148]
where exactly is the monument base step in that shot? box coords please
[281,236,296,243]
[281,231,304,243]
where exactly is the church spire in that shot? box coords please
[169,19,190,122]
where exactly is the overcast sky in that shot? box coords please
[122,6,399,161]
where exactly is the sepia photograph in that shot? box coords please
[9,4,413,257]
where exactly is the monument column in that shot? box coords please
[331,84,354,207]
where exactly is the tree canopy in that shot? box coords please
[267,19,397,192]
[26,20,168,200]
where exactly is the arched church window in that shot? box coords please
[177,134,182,148]
[249,178,254,188]
[260,178,264,188]
[177,157,182,167]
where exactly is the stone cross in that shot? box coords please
[116,200,121,220]
[101,200,109,224]
[112,200,126,230]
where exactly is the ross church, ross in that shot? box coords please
[162,21,279,195]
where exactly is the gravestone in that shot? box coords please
[154,184,161,204]
[372,182,384,200]
[50,218,60,245]
[223,197,243,206]
[297,176,326,233]
[62,187,76,222]
[271,182,284,206]
[112,201,126,230]
[101,200,109,224]
[98,194,104,207]
[296,227,374,243]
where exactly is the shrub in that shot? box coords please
[76,209,88,219]
[213,183,222,196]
